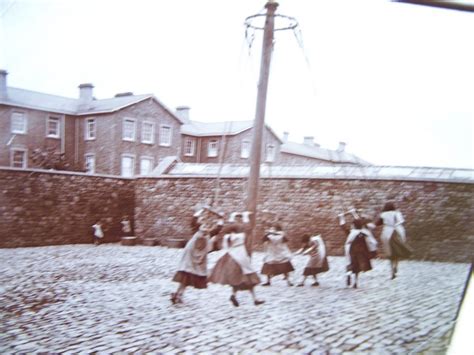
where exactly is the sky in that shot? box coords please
[1,0,473,169]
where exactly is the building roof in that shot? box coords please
[281,141,371,165]
[181,120,283,143]
[1,87,185,123]
[157,162,474,183]
[181,120,254,136]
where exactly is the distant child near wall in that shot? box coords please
[120,215,133,237]
[295,234,329,286]
[92,220,104,246]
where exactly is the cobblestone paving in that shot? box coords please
[0,244,470,354]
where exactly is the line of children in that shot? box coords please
[171,201,412,305]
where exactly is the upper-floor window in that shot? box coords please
[142,122,155,144]
[85,154,95,174]
[47,116,60,138]
[122,118,136,141]
[11,148,27,168]
[11,112,27,134]
[266,144,275,162]
[208,139,219,158]
[184,138,196,156]
[241,139,251,159]
[159,125,172,146]
[121,155,135,177]
[85,118,96,140]
[140,157,154,175]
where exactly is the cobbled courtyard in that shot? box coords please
[0,244,470,354]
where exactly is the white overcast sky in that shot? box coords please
[1,0,473,169]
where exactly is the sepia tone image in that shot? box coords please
[1,0,473,354]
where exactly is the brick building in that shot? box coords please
[1,70,368,174]
[0,70,184,176]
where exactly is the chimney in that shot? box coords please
[0,70,7,100]
[78,83,94,103]
[176,106,190,123]
[282,131,289,143]
[303,136,314,146]
[337,141,346,152]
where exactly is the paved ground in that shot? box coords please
[0,244,470,354]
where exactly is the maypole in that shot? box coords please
[244,1,298,253]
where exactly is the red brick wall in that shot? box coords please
[0,168,135,247]
[1,167,472,262]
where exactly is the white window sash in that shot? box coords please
[11,112,27,134]
[47,117,60,138]
[121,155,135,177]
[140,158,153,175]
[184,138,195,156]
[85,155,95,174]
[123,119,136,141]
[86,119,96,140]
[241,140,250,159]
[141,122,155,144]
[208,140,219,157]
[11,149,27,168]
[159,125,172,146]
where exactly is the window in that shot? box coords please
[140,157,154,175]
[85,154,95,174]
[11,148,27,168]
[208,139,219,158]
[159,125,172,146]
[266,144,275,162]
[11,112,27,134]
[121,155,135,177]
[141,122,155,144]
[47,116,60,138]
[184,138,196,156]
[241,140,251,159]
[122,118,136,141]
[85,118,96,140]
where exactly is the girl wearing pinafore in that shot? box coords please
[261,224,294,286]
[209,212,264,307]
[296,234,329,287]
[171,222,217,304]
[376,202,412,279]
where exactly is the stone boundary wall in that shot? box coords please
[1,168,473,262]
[135,176,474,263]
[0,168,134,247]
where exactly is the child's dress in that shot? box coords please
[261,232,294,276]
[209,228,260,290]
[172,230,215,289]
[303,235,329,276]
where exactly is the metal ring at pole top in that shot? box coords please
[244,13,299,31]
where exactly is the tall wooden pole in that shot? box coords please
[246,0,278,253]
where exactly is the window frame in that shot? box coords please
[85,118,96,140]
[46,116,61,138]
[139,156,154,175]
[85,154,95,174]
[122,118,137,142]
[141,121,155,144]
[10,148,27,168]
[159,125,172,147]
[11,111,27,134]
[208,139,219,158]
[184,137,196,157]
[265,144,275,163]
[241,139,251,159]
[121,154,135,177]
